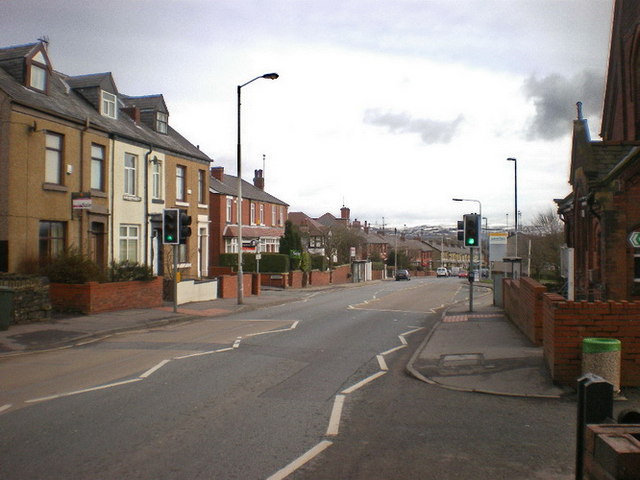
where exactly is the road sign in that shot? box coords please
[629,231,640,248]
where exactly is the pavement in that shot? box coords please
[407,285,571,398]
[0,280,570,398]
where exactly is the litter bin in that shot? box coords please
[0,286,15,331]
[582,338,621,393]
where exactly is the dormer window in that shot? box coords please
[101,91,117,119]
[156,112,168,133]
[27,50,49,92]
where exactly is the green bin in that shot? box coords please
[582,338,621,392]
[0,286,14,331]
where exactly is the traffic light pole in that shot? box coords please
[469,247,474,312]
[173,244,178,313]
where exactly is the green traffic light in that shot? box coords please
[166,235,174,241]
[467,239,475,245]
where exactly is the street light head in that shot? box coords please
[507,157,516,162]
[452,198,463,202]
[262,73,279,80]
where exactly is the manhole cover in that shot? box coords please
[439,353,484,367]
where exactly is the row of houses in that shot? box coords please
[288,206,471,271]
[0,40,288,279]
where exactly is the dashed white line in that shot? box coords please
[326,394,345,436]
[139,359,171,378]
[174,347,233,359]
[25,378,143,403]
[380,344,406,356]
[266,440,333,480]
[0,404,12,413]
[341,371,386,394]
[376,354,388,371]
[402,327,423,336]
[398,335,408,345]
[233,338,242,349]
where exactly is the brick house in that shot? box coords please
[208,166,288,268]
[555,1,640,301]
[0,41,211,277]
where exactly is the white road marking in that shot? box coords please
[174,347,233,359]
[402,327,423,336]
[380,344,406,356]
[341,371,386,394]
[25,378,143,403]
[326,394,345,436]
[266,440,333,480]
[0,404,12,413]
[377,354,388,371]
[244,320,299,337]
[139,359,171,378]
[398,335,408,345]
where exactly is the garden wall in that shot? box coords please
[217,274,254,299]
[503,277,545,345]
[330,265,350,284]
[50,277,163,314]
[0,275,51,325]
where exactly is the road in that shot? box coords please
[1,277,462,479]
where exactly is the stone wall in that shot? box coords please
[0,275,51,325]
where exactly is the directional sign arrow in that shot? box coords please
[629,231,640,248]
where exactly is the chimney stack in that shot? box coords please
[253,169,265,190]
[211,166,224,181]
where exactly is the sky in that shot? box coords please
[1,0,615,229]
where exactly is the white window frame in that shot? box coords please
[91,144,105,191]
[45,132,63,184]
[176,165,186,201]
[226,197,233,223]
[225,237,238,253]
[250,203,256,225]
[101,91,117,119]
[279,206,284,226]
[30,63,46,91]
[272,205,276,226]
[152,160,162,199]
[119,224,139,262]
[259,204,264,225]
[198,169,206,205]
[156,112,168,134]
[124,153,137,196]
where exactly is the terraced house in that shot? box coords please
[0,40,211,278]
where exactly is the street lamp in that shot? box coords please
[507,157,518,256]
[237,73,279,304]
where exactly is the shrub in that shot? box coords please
[311,254,328,271]
[108,260,154,282]
[219,253,290,273]
[300,252,312,272]
[40,249,105,284]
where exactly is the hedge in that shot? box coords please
[219,253,290,273]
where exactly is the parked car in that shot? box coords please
[436,267,449,277]
[458,270,468,278]
[395,269,411,281]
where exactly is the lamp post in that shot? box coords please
[507,157,518,256]
[237,73,278,304]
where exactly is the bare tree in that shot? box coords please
[525,207,564,281]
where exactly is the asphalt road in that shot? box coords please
[1,277,460,479]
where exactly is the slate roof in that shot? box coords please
[0,42,210,164]
[209,173,288,206]
[288,212,327,235]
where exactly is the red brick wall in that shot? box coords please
[503,277,545,345]
[260,273,287,289]
[288,271,303,289]
[310,270,330,286]
[543,295,640,386]
[50,277,163,314]
[218,274,254,299]
[372,270,383,280]
[330,265,350,284]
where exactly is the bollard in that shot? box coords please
[582,337,621,393]
[575,374,614,480]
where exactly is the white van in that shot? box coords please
[436,267,448,277]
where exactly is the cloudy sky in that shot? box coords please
[1,0,615,229]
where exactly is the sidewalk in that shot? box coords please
[0,288,310,357]
[407,286,570,398]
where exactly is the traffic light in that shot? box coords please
[457,220,464,241]
[179,209,192,244]
[163,208,179,244]
[463,214,480,247]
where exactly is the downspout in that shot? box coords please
[109,133,115,264]
[144,146,153,266]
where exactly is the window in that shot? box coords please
[176,165,186,201]
[91,144,105,190]
[226,197,233,223]
[177,243,188,263]
[279,206,284,226]
[45,132,63,184]
[259,204,264,225]
[250,203,256,225]
[272,205,276,226]
[28,51,47,92]
[634,248,640,283]
[124,154,137,195]
[156,112,168,134]
[101,91,117,119]
[225,237,238,253]
[39,221,65,263]
[198,170,206,204]
[119,225,139,262]
[152,161,162,199]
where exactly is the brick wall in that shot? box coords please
[310,270,330,286]
[330,265,350,284]
[503,277,545,345]
[50,277,163,314]
[260,273,287,289]
[503,277,640,387]
[218,274,254,299]
[289,271,303,289]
